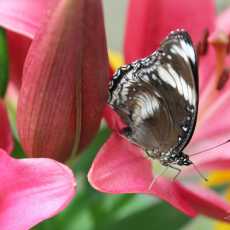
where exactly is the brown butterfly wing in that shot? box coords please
[109,30,198,153]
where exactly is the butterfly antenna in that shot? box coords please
[191,161,208,182]
[148,176,158,192]
[190,139,230,157]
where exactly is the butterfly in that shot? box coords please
[108,29,198,174]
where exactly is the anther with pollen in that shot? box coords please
[196,29,209,56]
[227,34,230,54]
[216,68,230,90]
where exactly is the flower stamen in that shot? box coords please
[216,68,230,90]
[209,31,229,87]
[197,31,229,128]
[196,29,209,57]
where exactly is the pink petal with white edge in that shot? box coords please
[88,133,196,217]
[0,0,59,38]
[0,100,13,153]
[177,184,230,221]
[0,149,76,230]
[124,0,215,63]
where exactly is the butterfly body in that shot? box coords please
[108,30,198,168]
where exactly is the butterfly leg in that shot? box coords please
[145,149,155,159]
[145,148,160,160]
[148,166,169,191]
[168,164,182,181]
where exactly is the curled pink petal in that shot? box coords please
[177,184,230,221]
[0,100,13,153]
[149,177,197,217]
[88,133,153,193]
[0,149,76,230]
[124,0,215,62]
[88,133,196,217]
[0,0,58,38]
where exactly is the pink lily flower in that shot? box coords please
[0,102,76,229]
[0,0,109,162]
[88,0,230,221]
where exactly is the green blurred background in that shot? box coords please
[32,0,230,229]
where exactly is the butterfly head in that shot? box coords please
[175,152,192,166]
[159,151,192,166]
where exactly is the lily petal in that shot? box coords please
[149,177,197,217]
[216,7,230,35]
[192,79,230,144]
[0,149,76,229]
[88,133,153,193]
[103,105,126,132]
[78,0,109,150]
[88,133,196,217]
[0,100,13,153]
[124,0,215,63]
[0,0,58,38]
[177,184,230,222]
[0,1,59,89]
[199,48,216,93]
[188,145,230,172]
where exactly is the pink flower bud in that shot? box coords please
[17,0,109,162]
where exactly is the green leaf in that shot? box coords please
[0,27,9,98]
[102,201,191,230]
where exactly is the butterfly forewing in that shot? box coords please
[109,30,198,155]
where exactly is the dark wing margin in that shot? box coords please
[160,29,199,151]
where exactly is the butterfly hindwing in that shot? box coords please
[109,30,198,154]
